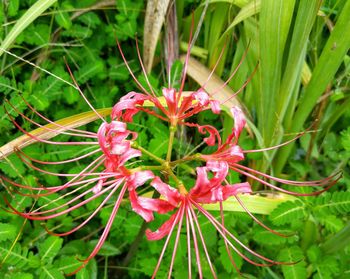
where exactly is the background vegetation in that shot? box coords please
[0,0,349,278]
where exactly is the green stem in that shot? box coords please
[129,165,165,173]
[170,153,202,166]
[132,142,165,164]
[166,125,176,162]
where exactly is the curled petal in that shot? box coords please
[185,122,221,146]
[209,100,221,114]
[111,92,149,122]
[127,170,154,190]
[222,182,252,200]
[193,90,209,106]
[229,106,246,142]
[146,211,180,240]
[151,177,181,207]
[137,196,176,214]
[129,190,154,222]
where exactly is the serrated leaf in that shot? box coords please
[314,192,350,215]
[55,10,72,30]
[319,215,344,233]
[0,223,17,242]
[269,200,306,226]
[0,243,39,269]
[278,246,307,279]
[38,236,63,264]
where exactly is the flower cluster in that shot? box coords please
[2,47,339,277]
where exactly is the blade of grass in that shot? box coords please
[274,0,350,174]
[0,0,57,57]
[204,192,297,215]
[259,0,296,147]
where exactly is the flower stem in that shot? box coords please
[166,125,177,162]
[129,165,165,173]
[132,142,165,164]
[170,153,202,166]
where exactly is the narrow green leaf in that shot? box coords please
[204,192,296,215]
[0,0,57,56]
[259,0,296,145]
[275,0,350,172]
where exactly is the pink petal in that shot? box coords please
[230,106,246,141]
[127,170,154,190]
[151,177,181,207]
[222,182,252,200]
[146,211,179,240]
[129,190,154,222]
[137,196,176,214]
[209,100,221,114]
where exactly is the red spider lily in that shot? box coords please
[1,17,339,277]
[145,161,297,278]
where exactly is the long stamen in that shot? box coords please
[219,202,242,276]
[189,206,217,279]
[5,99,96,139]
[151,206,183,279]
[220,62,259,105]
[210,41,251,97]
[199,39,228,90]
[234,195,291,237]
[5,107,98,146]
[168,205,185,279]
[135,37,157,98]
[186,208,192,278]
[15,147,100,165]
[18,94,96,136]
[233,163,339,186]
[231,166,338,196]
[45,180,123,236]
[68,185,128,275]
[192,199,287,266]
[178,14,195,103]
[187,203,203,279]
[64,59,107,123]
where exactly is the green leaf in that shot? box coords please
[76,258,97,279]
[319,215,344,233]
[253,227,297,246]
[314,192,350,215]
[39,266,64,279]
[56,256,82,274]
[269,200,306,226]
[0,223,16,242]
[38,236,63,264]
[0,243,40,269]
[55,10,72,30]
[277,246,307,279]
[5,272,33,279]
[8,0,20,17]
[0,0,57,56]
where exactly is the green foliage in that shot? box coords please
[269,200,306,226]
[0,0,349,278]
